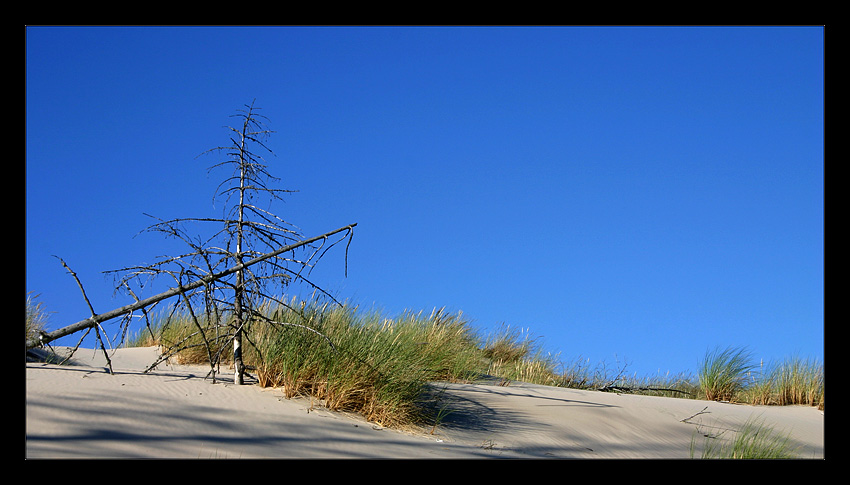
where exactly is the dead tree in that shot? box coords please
[118,100,354,385]
[29,102,356,386]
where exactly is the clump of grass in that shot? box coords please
[772,356,824,408]
[698,346,757,402]
[481,324,537,365]
[481,324,561,385]
[744,360,774,406]
[691,416,799,459]
[744,356,824,409]
[247,298,486,428]
[128,310,233,364]
[26,292,50,343]
[553,356,598,389]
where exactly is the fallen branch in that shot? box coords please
[26,223,357,350]
[680,406,710,423]
[597,384,693,396]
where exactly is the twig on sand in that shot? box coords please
[680,406,710,424]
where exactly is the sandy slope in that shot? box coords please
[25,347,824,459]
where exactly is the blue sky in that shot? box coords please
[26,26,823,378]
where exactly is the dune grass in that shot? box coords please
[691,416,800,459]
[26,292,49,344]
[130,307,235,365]
[698,346,758,402]
[480,324,562,386]
[772,356,824,408]
[245,301,486,428]
[127,298,486,428]
[696,346,824,409]
[105,295,824,428]
[744,356,824,409]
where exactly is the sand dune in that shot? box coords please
[25,346,824,459]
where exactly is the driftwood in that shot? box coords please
[26,223,357,350]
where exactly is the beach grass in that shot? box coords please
[26,292,49,343]
[237,299,484,428]
[691,416,800,459]
[698,346,757,402]
[481,324,562,386]
[744,356,824,409]
[111,295,824,428]
[130,308,234,365]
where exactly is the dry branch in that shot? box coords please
[26,223,357,350]
[596,384,693,396]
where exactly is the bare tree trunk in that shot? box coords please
[232,112,249,385]
[233,325,244,384]
[233,272,245,385]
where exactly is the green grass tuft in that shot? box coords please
[26,292,50,344]
[691,416,799,459]
[698,346,757,402]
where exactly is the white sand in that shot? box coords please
[26,346,824,459]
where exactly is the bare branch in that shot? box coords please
[52,256,114,374]
[27,223,357,349]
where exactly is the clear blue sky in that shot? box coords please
[26,26,823,378]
